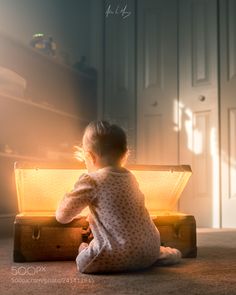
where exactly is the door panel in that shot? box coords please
[220,0,236,227]
[136,0,178,165]
[104,0,136,161]
[179,0,219,227]
[192,111,211,198]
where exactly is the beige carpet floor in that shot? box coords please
[0,229,236,295]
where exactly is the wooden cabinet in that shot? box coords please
[0,32,96,222]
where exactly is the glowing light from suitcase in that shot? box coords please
[15,169,87,215]
[15,167,191,217]
[131,170,191,215]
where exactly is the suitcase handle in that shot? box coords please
[32,225,41,240]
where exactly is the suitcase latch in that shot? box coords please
[32,225,41,240]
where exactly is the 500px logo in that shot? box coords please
[11,266,46,276]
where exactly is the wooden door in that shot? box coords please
[220,0,236,227]
[179,0,219,227]
[136,0,178,165]
[103,0,136,162]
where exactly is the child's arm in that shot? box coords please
[55,174,96,224]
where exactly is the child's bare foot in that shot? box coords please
[154,246,182,266]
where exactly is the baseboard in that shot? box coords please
[0,214,15,237]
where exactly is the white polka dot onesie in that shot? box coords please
[56,166,161,273]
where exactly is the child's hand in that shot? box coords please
[74,146,85,162]
[81,226,93,243]
[87,231,94,243]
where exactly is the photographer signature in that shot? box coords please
[105,4,132,19]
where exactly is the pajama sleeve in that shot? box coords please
[55,173,96,224]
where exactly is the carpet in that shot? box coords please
[0,229,236,295]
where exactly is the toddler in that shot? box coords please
[56,121,181,273]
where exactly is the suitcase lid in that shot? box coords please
[14,162,192,216]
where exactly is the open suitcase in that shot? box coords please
[13,162,197,262]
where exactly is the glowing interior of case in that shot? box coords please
[15,166,192,217]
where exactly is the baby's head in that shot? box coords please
[82,121,128,171]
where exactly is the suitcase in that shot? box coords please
[13,162,197,262]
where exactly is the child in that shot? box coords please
[56,121,181,273]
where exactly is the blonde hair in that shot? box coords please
[83,121,128,162]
